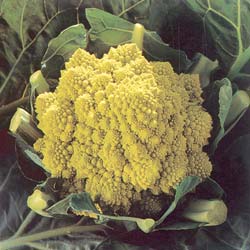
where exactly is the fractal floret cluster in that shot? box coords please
[34,43,212,215]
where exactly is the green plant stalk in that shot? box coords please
[11,211,36,239]
[0,225,106,250]
[9,108,42,144]
[99,214,155,233]
[131,23,145,50]
[30,70,49,94]
[182,199,227,226]
[228,46,250,80]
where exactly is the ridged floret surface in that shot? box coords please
[34,43,212,215]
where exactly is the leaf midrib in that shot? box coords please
[204,0,243,56]
[42,31,85,64]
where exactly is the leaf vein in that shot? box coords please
[42,36,83,64]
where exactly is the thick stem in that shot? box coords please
[99,214,155,233]
[0,225,105,250]
[9,108,42,144]
[11,211,36,239]
[30,70,49,94]
[27,189,54,217]
[131,23,145,51]
[0,96,29,117]
[182,199,228,226]
[182,210,210,223]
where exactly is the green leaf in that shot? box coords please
[144,0,184,33]
[12,134,47,182]
[211,86,249,154]
[41,24,87,79]
[218,79,233,127]
[184,0,250,80]
[46,192,100,217]
[46,195,73,216]
[143,31,190,72]
[14,134,46,171]
[86,8,134,44]
[24,149,45,170]
[205,79,248,154]
[211,78,233,152]
[86,8,190,72]
[156,176,202,226]
[70,193,100,214]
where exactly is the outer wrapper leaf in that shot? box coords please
[211,78,233,152]
[41,24,87,79]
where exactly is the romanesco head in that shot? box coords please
[34,43,213,217]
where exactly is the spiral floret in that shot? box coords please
[184,105,212,151]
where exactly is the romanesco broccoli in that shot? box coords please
[34,43,212,216]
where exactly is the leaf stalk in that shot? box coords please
[0,225,106,250]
